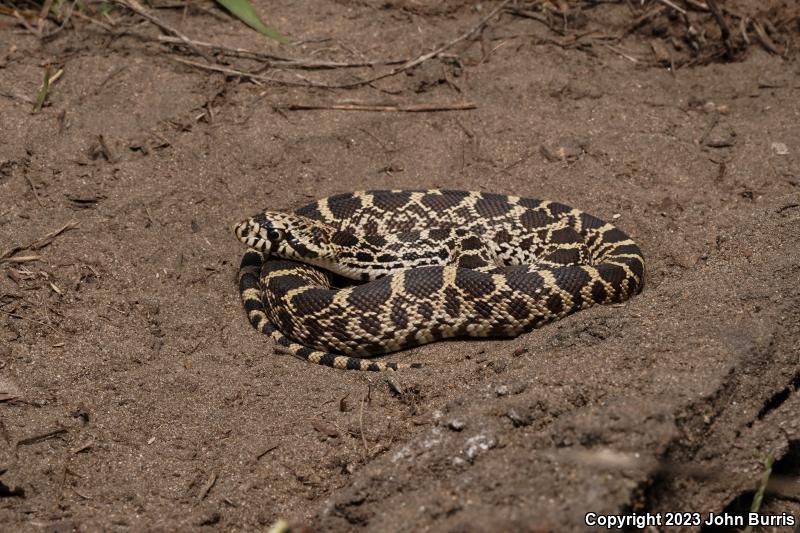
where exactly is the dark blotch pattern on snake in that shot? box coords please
[235,190,645,371]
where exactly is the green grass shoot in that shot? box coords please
[32,68,51,114]
[214,0,287,43]
[742,453,774,533]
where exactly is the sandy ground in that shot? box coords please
[1,0,799,531]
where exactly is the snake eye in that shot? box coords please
[266,228,284,242]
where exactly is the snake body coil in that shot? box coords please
[235,190,645,371]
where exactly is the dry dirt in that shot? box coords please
[1,0,799,531]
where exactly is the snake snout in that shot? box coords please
[233,219,252,239]
[234,219,269,251]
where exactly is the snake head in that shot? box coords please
[234,212,336,260]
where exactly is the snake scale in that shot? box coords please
[235,190,645,371]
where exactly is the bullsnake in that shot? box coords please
[235,190,644,371]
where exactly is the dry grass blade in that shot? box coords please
[170,57,337,87]
[0,220,79,262]
[157,35,405,69]
[281,102,477,112]
[1,255,41,263]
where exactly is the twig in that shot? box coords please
[604,44,639,63]
[113,0,213,62]
[71,486,91,499]
[1,255,40,263]
[98,134,117,163]
[142,203,158,227]
[740,17,750,45]
[25,175,44,207]
[359,386,370,457]
[57,455,70,502]
[173,0,511,89]
[0,419,10,443]
[71,10,114,31]
[256,443,279,460]
[0,220,79,262]
[347,0,513,89]
[13,9,41,37]
[683,0,710,10]
[198,472,217,500]
[282,102,477,113]
[654,0,687,15]
[505,6,559,32]
[751,20,779,54]
[172,0,511,89]
[157,35,405,70]
[37,0,54,34]
[96,66,128,95]
[705,0,733,56]
[698,112,720,145]
[16,427,67,446]
[171,57,335,88]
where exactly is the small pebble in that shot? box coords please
[464,434,496,461]
[386,376,404,396]
[495,385,509,397]
[447,418,466,431]
[705,130,736,148]
[771,142,789,156]
[507,408,531,428]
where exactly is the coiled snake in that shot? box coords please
[235,190,645,371]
